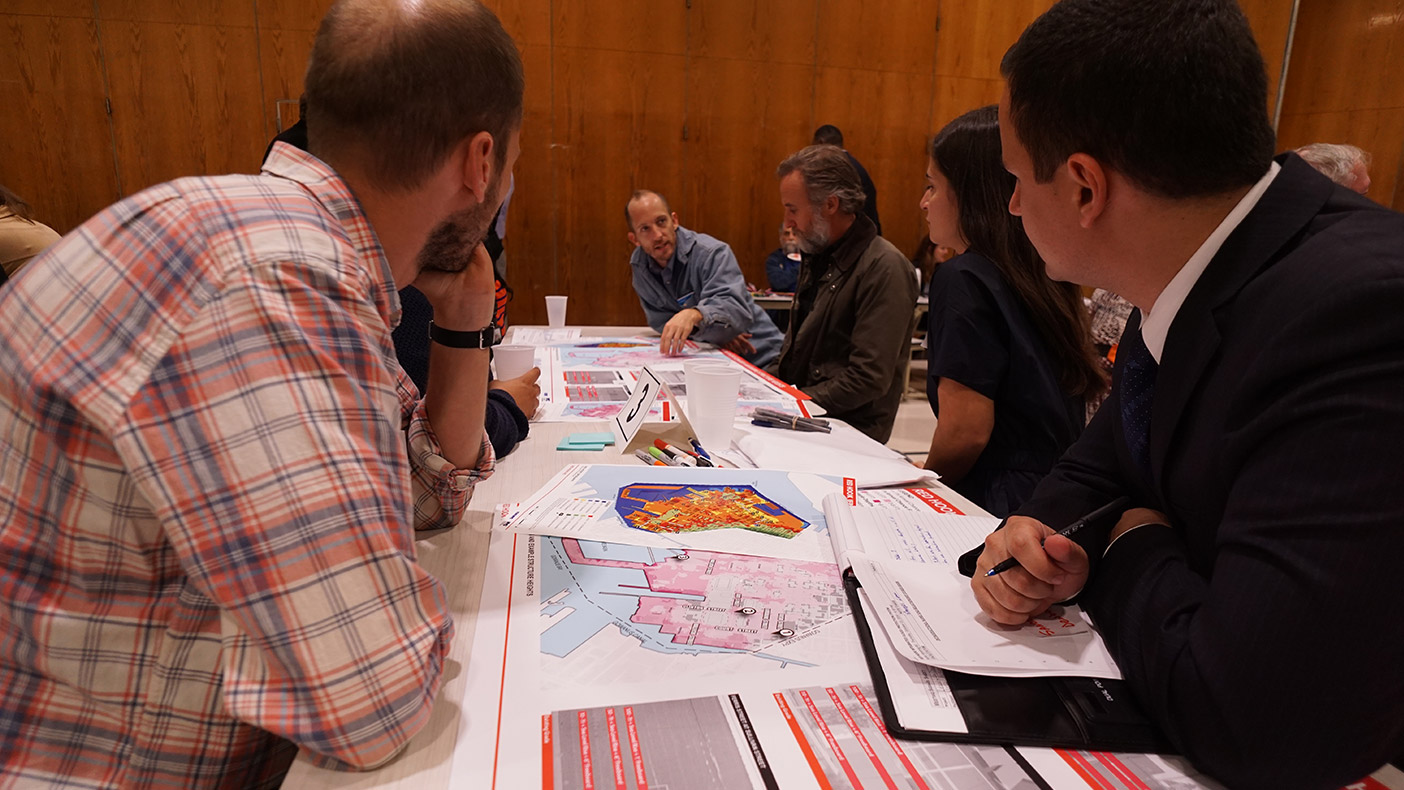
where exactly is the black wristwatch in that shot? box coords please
[428,320,495,349]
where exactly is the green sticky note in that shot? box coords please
[558,437,609,451]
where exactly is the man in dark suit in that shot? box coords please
[969,2,1404,788]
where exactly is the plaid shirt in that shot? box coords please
[0,145,493,788]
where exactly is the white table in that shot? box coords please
[284,326,955,788]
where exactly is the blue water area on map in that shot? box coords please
[539,537,802,664]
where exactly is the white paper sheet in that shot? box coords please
[850,557,1122,679]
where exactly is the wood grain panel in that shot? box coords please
[481,0,550,48]
[690,0,818,66]
[102,20,268,191]
[815,0,939,74]
[551,47,687,327]
[1278,107,1404,207]
[5,1,93,18]
[499,42,555,326]
[1279,0,1404,115]
[929,75,1005,135]
[256,25,317,137]
[1237,0,1296,118]
[934,0,1053,80]
[98,0,256,27]
[0,14,120,234]
[253,0,328,31]
[552,0,686,55]
[814,66,935,260]
[683,58,814,288]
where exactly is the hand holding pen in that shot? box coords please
[971,496,1130,627]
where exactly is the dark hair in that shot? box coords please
[0,184,35,222]
[304,0,524,191]
[812,124,844,147]
[931,106,1105,399]
[624,189,671,229]
[776,145,865,215]
[1001,0,1275,199]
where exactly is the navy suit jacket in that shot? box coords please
[1017,154,1404,789]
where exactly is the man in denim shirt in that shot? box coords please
[626,190,782,367]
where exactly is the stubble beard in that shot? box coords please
[416,173,504,274]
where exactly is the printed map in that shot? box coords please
[555,340,724,370]
[615,483,809,539]
[540,537,855,672]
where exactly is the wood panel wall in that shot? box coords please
[3,1,1301,326]
[1276,0,1404,211]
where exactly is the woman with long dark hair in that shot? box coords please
[919,105,1106,516]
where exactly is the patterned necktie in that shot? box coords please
[1119,328,1158,478]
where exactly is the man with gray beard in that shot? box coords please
[772,144,918,442]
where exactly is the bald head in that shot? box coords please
[304,0,524,191]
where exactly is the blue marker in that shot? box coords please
[689,437,711,461]
[675,291,695,306]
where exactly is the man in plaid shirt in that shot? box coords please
[0,1,522,787]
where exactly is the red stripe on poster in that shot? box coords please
[490,536,520,790]
[624,707,649,790]
[1055,750,1117,790]
[605,708,627,790]
[905,487,964,515]
[774,693,832,790]
[799,690,864,789]
[1093,752,1150,790]
[826,688,899,790]
[541,715,555,790]
[849,686,930,790]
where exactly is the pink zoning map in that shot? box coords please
[553,538,847,654]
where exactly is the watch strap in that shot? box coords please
[428,321,495,349]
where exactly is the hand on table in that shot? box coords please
[721,333,755,357]
[491,367,541,417]
[659,308,703,356]
[971,516,1090,625]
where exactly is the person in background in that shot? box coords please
[920,106,1105,517]
[773,144,917,442]
[0,0,523,785]
[626,189,783,367]
[764,224,803,293]
[0,184,62,282]
[1295,142,1372,195]
[1084,287,1134,421]
[763,224,803,331]
[812,124,881,235]
[971,1,1404,785]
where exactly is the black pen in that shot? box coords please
[984,495,1132,577]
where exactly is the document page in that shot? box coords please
[850,556,1122,679]
[823,489,998,569]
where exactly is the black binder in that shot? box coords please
[844,569,1175,753]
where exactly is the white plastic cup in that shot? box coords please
[494,344,535,381]
[545,295,568,328]
[684,362,742,452]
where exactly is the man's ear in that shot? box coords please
[823,194,839,218]
[628,231,640,248]
[462,130,496,202]
[1065,153,1109,229]
[670,211,680,227]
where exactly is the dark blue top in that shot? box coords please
[764,248,801,293]
[925,251,1083,517]
[393,285,529,459]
